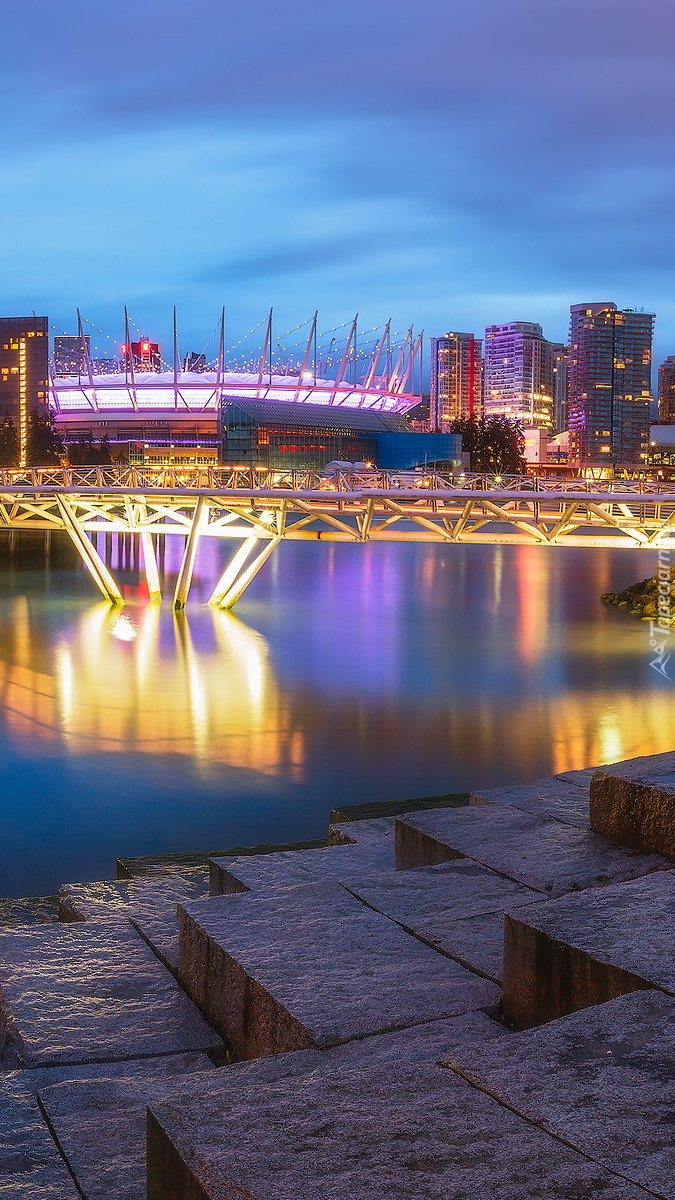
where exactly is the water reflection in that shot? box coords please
[0,598,304,779]
[0,539,673,896]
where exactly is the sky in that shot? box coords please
[1,0,675,374]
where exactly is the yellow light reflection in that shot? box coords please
[0,600,304,780]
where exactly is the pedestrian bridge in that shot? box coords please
[0,466,673,609]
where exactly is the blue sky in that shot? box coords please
[1,0,674,372]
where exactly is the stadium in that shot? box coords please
[48,312,458,470]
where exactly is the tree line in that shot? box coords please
[0,410,113,467]
[449,414,527,475]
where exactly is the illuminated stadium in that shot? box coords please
[50,312,426,467]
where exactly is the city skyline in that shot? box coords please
[1,1,674,368]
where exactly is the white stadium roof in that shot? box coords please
[50,371,420,416]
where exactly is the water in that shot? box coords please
[0,535,673,897]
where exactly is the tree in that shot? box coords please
[68,433,114,466]
[26,408,65,466]
[0,416,19,467]
[450,415,527,475]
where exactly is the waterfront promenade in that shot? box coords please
[2,751,675,1195]
[1,467,674,607]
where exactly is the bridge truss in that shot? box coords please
[0,469,673,608]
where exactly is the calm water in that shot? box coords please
[0,535,673,897]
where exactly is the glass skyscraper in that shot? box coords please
[429,332,483,430]
[567,303,654,465]
[483,322,555,430]
[0,316,49,466]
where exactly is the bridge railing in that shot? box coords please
[0,465,671,494]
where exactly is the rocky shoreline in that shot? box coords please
[601,564,675,622]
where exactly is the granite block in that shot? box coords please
[36,1019,505,1200]
[129,912,181,973]
[501,872,675,1025]
[147,1060,654,1199]
[590,754,675,857]
[395,805,670,895]
[178,883,500,1059]
[59,869,209,924]
[443,991,675,1199]
[469,778,590,828]
[553,767,598,786]
[209,840,394,897]
[0,1054,212,1200]
[0,920,224,1067]
[327,815,397,848]
[0,897,60,928]
[346,859,544,981]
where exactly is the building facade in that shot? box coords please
[429,333,483,430]
[567,303,654,465]
[0,316,49,465]
[219,399,460,471]
[658,356,675,423]
[552,343,568,434]
[121,339,161,372]
[483,322,555,431]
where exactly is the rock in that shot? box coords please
[501,872,675,1026]
[177,882,500,1059]
[394,805,670,895]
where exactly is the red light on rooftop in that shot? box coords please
[141,342,150,351]
[121,344,128,353]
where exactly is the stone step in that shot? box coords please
[469,776,590,828]
[443,990,675,1200]
[177,882,500,1059]
[146,1057,654,1199]
[502,871,675,1026]
[0,896,60,928]
[0,920,224,1068]
[209,839,395,897]
[58,870,212,974]
[590,751,675,857]
[36,1016,498,1200]
[116,838,330,880]
[0,1052,212,1200]
[344,859,544,982]
[395,804,671,896]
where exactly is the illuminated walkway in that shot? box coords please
[0,467,673,608]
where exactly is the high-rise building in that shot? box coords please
[567,303,654,465]
[658,356,675,423]
[0,316,49,465]
[184,352,207,373]
[551,343,568,434]
[483,322,555,430]
[54,334,90,376]
[429,332,482,430]
[121,338,161,372]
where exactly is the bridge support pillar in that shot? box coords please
[173,497,206,610]
[57,496,124,604]
[210,536,281,610]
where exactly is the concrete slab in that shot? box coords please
[469,777,590,829]
[590,752,675,858]
[209,840,395,896]
[346,859,544,981]
[178,883,500,1059]
[443,991,675,1200]
[0,1053,212,1200]
[0,920,224,1067]
[502,872,675,1026]
[395,805,670,896]
[147,1060,654,1199]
